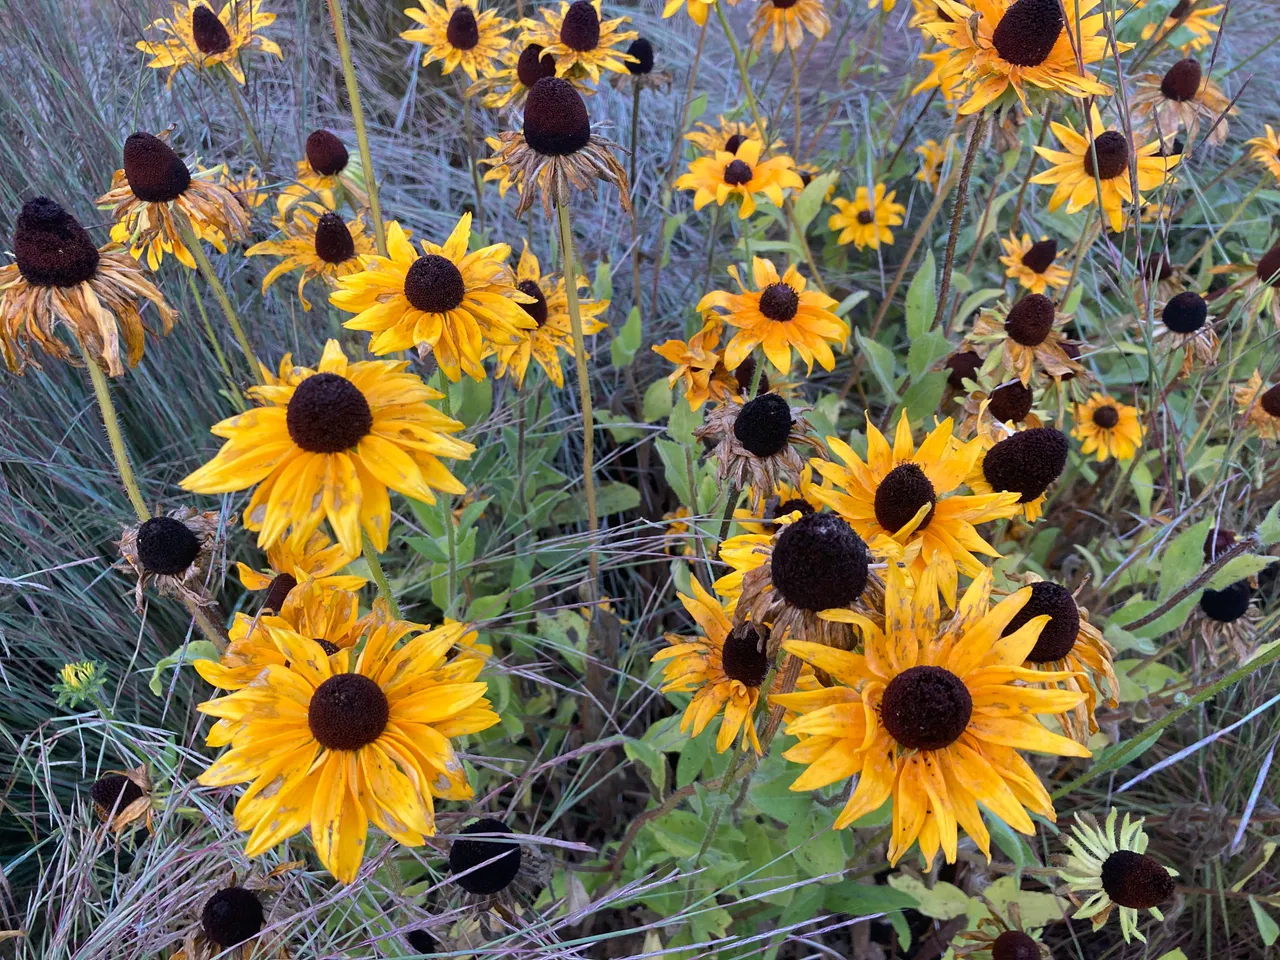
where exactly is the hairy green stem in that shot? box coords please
[363,533,402,619]
[85,359,150,521]
[176,217,263,385]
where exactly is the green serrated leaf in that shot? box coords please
[793,171,840,233]
[855,329,900,401]
[905,249,937,340]
[1207,554,1276,590]
[611,306,642,368]
[906,331,951,379]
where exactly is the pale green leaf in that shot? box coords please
[793,171,840,233]
[905,249,936,340]
[1251,897,1280,947]
[855,329,900,401]
[642,378,673,422]
[1207,555,1276,590]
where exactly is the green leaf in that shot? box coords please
[1259,501,1280,546]
[642,379,673,422]
[1115,659,1182,702]
[551,482,641,522]
[655,437,693,507]
[887,874,969,920]
[750,772,812,823]
[793,171,840,233]
[1130,459,1154,517]
[855,329,900,401]
[648,809,705,858]
[624,738,667,794]
[902,371,947,423]
[611,306,642,368]
[456,375,493,427]
[834,290,868,317]
[1251,896,1280,947]
[1207,555,1276,590]
[905,249,936,340]
[906,330,951,379]
[687,93,708,123]
[668,394,704,446]
[823,881,917,917]
[465,592,508,622]
[987,814,1037,871]
[149,641,220,696]
[1157,518,1213,600]
[787,813,846,879]
[676,726,713,787]
[954,287,1005,328]
[592,259,613,302]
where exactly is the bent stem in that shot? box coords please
[556,199,600,596]
[175,216,264,386]
[363,533,402,619]
[326,0,387,257]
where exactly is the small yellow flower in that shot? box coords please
[999,233,1070,295]
[1136,0,1222,54]
[246,205,380,311]
[236,529,369,601]
[829,184,905,251]
[675,138,804,219]
[1032,105,1179,233]
[400,0,512,82]
[1234,370,1280,441]
[136,0,282,86]
[1071,393,1143,462]
[685,115,774,155]
[662,0,719,26]
[54,661,107,709]
[278,130,370,215]
[521,0,638,82]
[1246,125,1280,182]
[651,314,740,411]
[914,137,955,190]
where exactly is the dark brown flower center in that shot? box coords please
[1255,244,1280,286]
[758,282,799,322]
[1092,404,1120,429]
[192,4,232,55]
[516,44,557,88]
[1005,293,1056,346]
[308,673,389,750]
[1147,253,1175,282]
[1161,291,1208,333]
[1261,383,1280,418]
[944,350,982,390]
[770,512,869,612]
[1203,527,1235,563]
[13,197,100,288]
[446,5,481,49]
[523,77,591,156]
[314,638,341,655]
[722,623,770,687]
[136,516,200,575]
[991,0,1064,67]
[772,0,800,7]
[1200,579,1252,623]
[306,130,350,176]
[1161,57,1203,101]
[560,0,601,51]
[286,372,374,453]
[201,887,264,947]
[517,279,549,326]
[123,132,191,203]
[873,463,936,535]
[1100,850,1176,910]
[1001,580,1080,662]
[982,427,1068,505]
[856,209,874,225]
[733,392,792,456]
[989,381,1034,423]
[449,817,523,894]
[1021,238,1058,273]
[733,354,770,395]
[723,159,754,186]
[91,774,144,813]
[880,665,972,751]
[1170,0,1191,18]
[263,572,298,612]
[992,930,1041,960]
[724,133,747,154]
[1083,131,1130,180]
[404,254,467,314]
[626,37,654,75]
[314,213,356,264]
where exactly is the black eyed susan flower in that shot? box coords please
[1130,57,1234,149]
[652,579,771,753]
[197,605,500,883]
[675,138,804,220]
[1193,578,1259,665]
[696,392,823,498]
[924,0,1120,115]
[168,867,296,960]
[696,257,847,375]
[136,0,281,86]
[748,0,830,54]
[808,412,1021,607]
[1234,370,1280,441]
[1031,106,1179,234]
[523,0,638,83]
[685,114,774,155]
[651,315,740,411]
[1246,125,1280,182]
[247,206,380,311]
[608,37,673,92]
[967,425,1067,522]
[778,561,1091,865]
[401,0,512,82]
[998,577,1118,742]
[330,216,535,381]
[98,131,250,269]
[952,902,1051,960]
[1056,809,1177,943]
[716,511,873,653]
[1136,0,1222,54]
[236,529,368,605]
[1152,290,1219,375]
[662,0,719,26]
[1071,393,1143,462]
[914,136,956,190]
[89,765,154,834]
[467,41,588,109]
[448,818,551,911]
[219,165,269,216]
[960,379,1046,436]
[965,293,1085,385]
[118,508,226,613]
[829,184,906,251]
[492,241,608,388]
[485,76,631,216]
[0,197,176,377]
[180,339,474,556]
[278,130,369,214]
[999,233,1070,295]
[943,349,984,393]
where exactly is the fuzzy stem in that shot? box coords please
[440,387,460,612]
[85,360,150,521]
[363,533,402,619]
[556,199,600,594]
[176,216,264,386]
[933,111,986,329]
[629,83,643,312]
[462,92,486,228]
[222,71,268,169]
[326,0,387,257]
